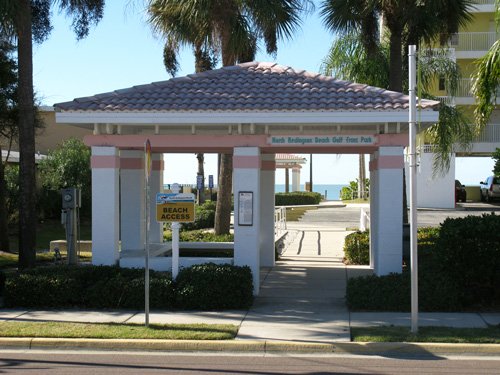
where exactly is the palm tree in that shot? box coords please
[472,0,500,129]
[320,0,474,92]
[0,0,105,268]
[148,0,313,234]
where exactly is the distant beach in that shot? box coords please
[275,184,347,201]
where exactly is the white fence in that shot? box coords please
[274,206,287,239]
[449,32,497,52]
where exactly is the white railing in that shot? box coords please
[436,96,455,106]
[475,124,500,143]
[449,32,497,52]
[472,0,495,5]
[457,78,474,97]
[349,190,370,200]
[274,206,287,238]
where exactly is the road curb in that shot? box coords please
[1,338,500,355]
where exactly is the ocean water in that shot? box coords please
[275,184,347,201]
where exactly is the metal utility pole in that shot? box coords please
[409,45,419,333]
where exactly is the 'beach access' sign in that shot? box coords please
[156,193,195,223]
[267,135,376,146]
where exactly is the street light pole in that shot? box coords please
[409,45,419,334]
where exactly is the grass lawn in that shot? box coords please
[7,219,91,252]
[0,321,238,340]
[342,198,370,204]
[352,326,500,344]
[286,206,318,221]
[1,219,92,269]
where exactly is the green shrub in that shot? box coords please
[176,263,253,310]
[436,214,500,307]
[344,230,369,265]
[275,192,322,206]
[4,263,252,310]
[164,229,234,242]
[4,266,174,309]
[182,201,216,230]
[346,269,461,312]
[0,270,6,296]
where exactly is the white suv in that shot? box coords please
[480,176,500,202]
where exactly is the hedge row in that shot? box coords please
[164,229,234,243]
[275,192,322,206]
[3,263,253,310]
[346,214,500,311]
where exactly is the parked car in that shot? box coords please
[480,176,500,202]
[455,180,467,203]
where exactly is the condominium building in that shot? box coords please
[417,0,499,208]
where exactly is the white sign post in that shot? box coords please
[155,185,195,280]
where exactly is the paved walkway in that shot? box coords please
[1,205,500,344]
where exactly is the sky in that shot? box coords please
[32,1,494,186]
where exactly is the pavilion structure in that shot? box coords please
[275,154,307,192]
[54,62,439,294]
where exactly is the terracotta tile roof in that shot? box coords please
[54,62,439,112]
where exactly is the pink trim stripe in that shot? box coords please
[261,160,276,171]
[377,134,408,147]
[369,156,404,171]
[120,158,143,170]
[91,155,120,169]
[153,160,164,171]
[233,155,261,169]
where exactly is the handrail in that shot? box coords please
[274,206,287,239]
[448,32,497,52]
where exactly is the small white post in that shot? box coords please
[360,208,367,232]
[409,45,419,334]
[171,183,181,279]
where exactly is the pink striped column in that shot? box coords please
[369,147,404,275]
[260,154,276,267]
[91,146,120,265]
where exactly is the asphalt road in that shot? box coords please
[299,202,500,229]
[1,351,499,374]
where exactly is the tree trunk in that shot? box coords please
[196,153,205,204]
[388,29,403,93]
[285,168,289,193]
[0,145,9,252]
[358,154,366,199]
[17,0,37,268]
[214,153,232,234]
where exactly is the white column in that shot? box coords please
[370,146,404,275]
[149,154,164,243]
[260,154,275,267]
[292,166,301,192]
[91,146,120,265]
[233,147,261,295]
[120,150,145,251]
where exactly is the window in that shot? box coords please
[438,77,446,91]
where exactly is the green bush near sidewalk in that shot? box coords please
[346,216,500,311]
[275,192,322,206]
[4,263,253,310]
[344,231,370,265]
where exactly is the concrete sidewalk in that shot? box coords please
[1,205,499,348]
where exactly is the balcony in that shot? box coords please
[475,124,500,143]
[438,78,500,105]
[470,0,496,12]
[447,32,497,58]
